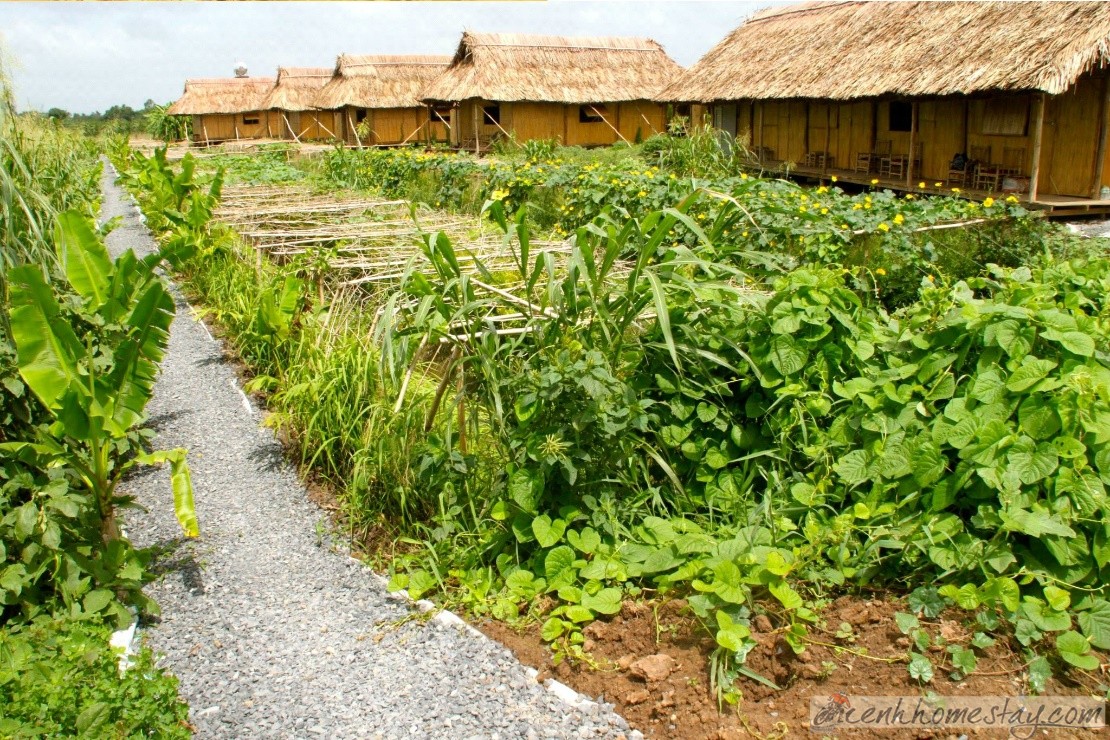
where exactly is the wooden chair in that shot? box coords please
[969,145,998,191]
[874,140,893,176]
[886,142,922,179]
[973,163,1001,191]
[853,151,874,173]
[805,151,831,169]
[946,154,969,186]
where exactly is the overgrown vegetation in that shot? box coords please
[1,64,191,734]
[122,133,1109,705]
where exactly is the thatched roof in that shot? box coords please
[166,77,275,115]
[261,67,333,112]
[422,32,683,104]
[660,1,1110,103]
[315,55,453,110]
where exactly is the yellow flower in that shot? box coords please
[927,274,935,282]
[817,186,828,194]
[669,173,677,180]
[878,222,890,232]
[918,182,926,189]
[841,224,850,229]
[490,189,509,201]
[893,214,905,225]
[904,194,915,200]
[853,203,863,210]
[983,197,995,208]
[741,173,749,180]
[870,178,879,185]
[637,191,648,197]
[821,207,829,215]
[1006,195,1020,204]
[831,176,838,182]
[951,187,961,193]
[934,182,942,187]
[876,268,887,276]
[799,206,807,213]
[742,231,749,237]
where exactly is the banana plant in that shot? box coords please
[2,210,198,543]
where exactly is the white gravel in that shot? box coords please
[100,162,637,739]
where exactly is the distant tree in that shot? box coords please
[142,98,156,111]
[103,104,137,121]
[46,107,69,120]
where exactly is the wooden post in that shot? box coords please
[201,120,210,147]
[803,101,811,164]
[453,104,462,148]
[473,102,480,155]
[563,104,569,145]
[869,99,878,155]
[1091,76,1110,198]
[1028,92,1046,203]
[907,100,918,187]
[962,98,970,156]
[822,104,831,174]
[757,102,764,160]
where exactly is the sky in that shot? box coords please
[0,1,784,114]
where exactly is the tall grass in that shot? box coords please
[175,233,445,535]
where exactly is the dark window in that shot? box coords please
[888,101,912,132]
[242,114,260,125]
[674,103,691,118]
[579,104,607,123]
[355,108,368,123]
[482,105,500,125]
[430,105,452,124]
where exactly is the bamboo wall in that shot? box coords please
[278,110,342,141]
[1040,74,1103,197]
[336,106,451,146]
[455,99,668,148]
[725,71,1110,197]
[191,112,277,143]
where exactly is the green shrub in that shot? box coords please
[0,618,190,738]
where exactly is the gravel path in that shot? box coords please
[100,163,637,740]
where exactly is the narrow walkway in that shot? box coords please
[99,163,635,739]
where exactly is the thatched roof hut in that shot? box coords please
[423,32,683,104]
[316,55,452,110]
[660,1,1110,103]
[167,77,275,116]
[261,67,333,112]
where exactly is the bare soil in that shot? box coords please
[481,596,1106,740]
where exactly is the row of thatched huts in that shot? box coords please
[167,33,680,149]
[167,2,1110,207]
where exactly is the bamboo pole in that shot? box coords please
[1092,77,1110,198]
[589,104,631,145]
[315,113,338,141]
[399,118,429,146]
[346,111,363,148]
[1028,92,1045,203]
[282,113,302,144]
